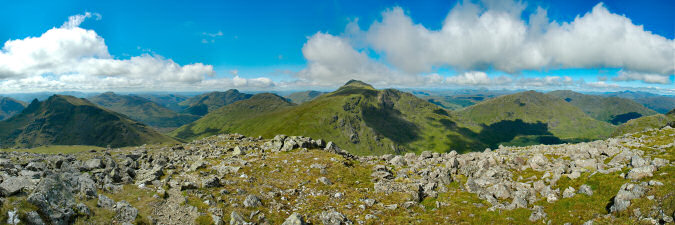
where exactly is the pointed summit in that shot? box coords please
[342,80,374,89]
[0,95,176,148]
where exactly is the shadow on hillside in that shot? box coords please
[439,118,562,150]
[610,112,642,125]
[363,105,420,145]
[328,88,378,98]
[173,123,220,141]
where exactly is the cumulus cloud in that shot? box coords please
[0,13,273,92]
[612,70,672,84]
[444,71,512,85]
[296,32,435,87]
[296,1,673,87]
[332,1,673,84]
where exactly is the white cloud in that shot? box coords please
[297,33,400,86]
[613,70,672,84]
[444,71,512,85]
[362,2,673,77]
[0,13,274,92]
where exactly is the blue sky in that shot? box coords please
[0,0,673,93]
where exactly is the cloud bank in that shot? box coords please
[0,13,273,92]
[298,1,674,87]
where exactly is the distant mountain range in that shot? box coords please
[1,83,671,153]
[0,97,27,121]
[547,90,657,125]
[0,95,175,148]
[173,80,499,155]
[178,90,253,116]
[286,91,325,104]
[88,92,200,129]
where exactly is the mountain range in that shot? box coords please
[178,90,253,116]
[285,90,325,104]
[456,91,616,145]
[171,80,486,155]
[88,92,200,129]
[547,90,657,124]
[0,97,27,121]
[1,81,671,155]
[0,95,175,148]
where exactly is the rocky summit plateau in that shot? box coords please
[0,125,672,224]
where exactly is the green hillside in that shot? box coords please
[179,90,252,116]
[286,90,325,104]
[457,91,615,144]
[138,93,190,112]
[0,97,27,121]
[171,80,485,155]
[0,95,176,148]
[612,109,675,136]
[634,96,675,114]
[548,90,657,124]
[89,92,200,128]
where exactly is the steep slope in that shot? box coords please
[457,91,615,144]
[89,92,200,128]
[286,91,325,104]
[179,90,252,116]
[0,95,176,148]
[0,97,27,121]
[612,109,675,136]
[633,96,675,114]
[171,80,485,155]
[138,93,190,112]
[548,90,657,124]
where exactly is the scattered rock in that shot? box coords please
[243,194,262,208]
[281,213,306,225]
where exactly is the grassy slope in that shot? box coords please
[179,90,253,116]
[138,94,190,112]
[286,91,325,104]
[634,96,675,114]
[0,95,176,148]
[612,109,675,136]
[548,90,657,124]
[0,97,27,121]
[89,92,200,128]
[171,81,485,155]
[457,91,615,143]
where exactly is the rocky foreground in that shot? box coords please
[0,127,673,224]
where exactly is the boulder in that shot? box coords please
[83,159,103,171]
[230,211,247,225]
[243,194,262,208]
[610,183,647,212]
[562,187,576,198]
[202,176,221,188]
[529,205,547,222]
[27,173,76,225]
[281,213,306,225]
[320,209,349,225]
[97,194,116,209]
[626,166,656,180]
[25,211,45,225]
[528,154,549,170]
[578,184,593,196]
[0,176,35,196]
[114,201,138,223]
